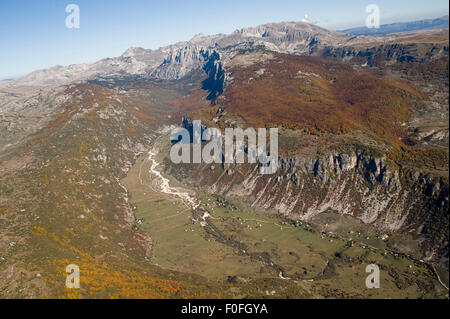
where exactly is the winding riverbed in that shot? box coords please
[147,148,200,210]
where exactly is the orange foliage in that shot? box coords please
[33,225,218,299]
[128,107,157,122]
[33,225,92,260]
[47,113,71,128]
[42,175,50,187]
[55,259,187,299]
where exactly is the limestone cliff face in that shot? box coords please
[150,45,213,80]
[319,43,449,73]
[165,149,449,263]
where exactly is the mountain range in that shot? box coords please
[0,17,448,299]
[341,15,449,35]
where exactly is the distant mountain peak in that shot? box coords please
[340,15,449,35]
[122,47,151,57]
[190,33,206,41]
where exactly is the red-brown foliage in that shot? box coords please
[223,54,424,145]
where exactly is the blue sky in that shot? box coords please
[0,0,448,79]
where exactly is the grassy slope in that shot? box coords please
[0,83,223,298]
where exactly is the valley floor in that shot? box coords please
[121,135,449,299]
